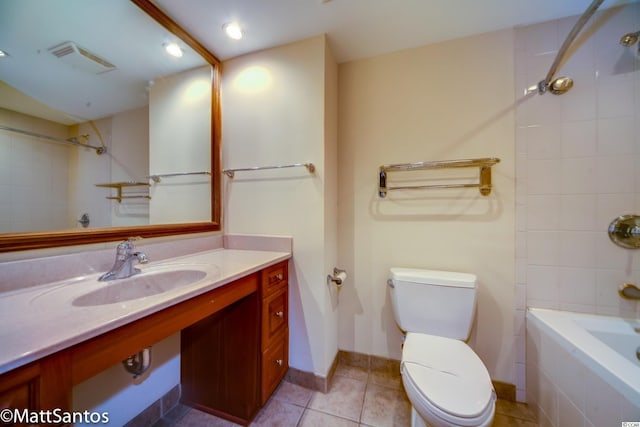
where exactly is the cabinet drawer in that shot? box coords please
[261,262,287,296]
[261,329,288,404]
[262,289,287,348]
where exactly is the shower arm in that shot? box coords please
[538,0,604,94]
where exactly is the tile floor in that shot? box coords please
[156,361,538,427]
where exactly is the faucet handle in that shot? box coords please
[115,237,142,257]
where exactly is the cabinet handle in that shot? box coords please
[275,311,284,318]
[276,359,283,366]
[276,273,283,281]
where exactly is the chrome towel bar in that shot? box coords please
[147,171,211,183]
[0,125,107,155]
[378,157,500,198]
[223,162,315,178]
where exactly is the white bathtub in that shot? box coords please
[526,308,640,426]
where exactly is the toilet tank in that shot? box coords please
[388,268,477,340]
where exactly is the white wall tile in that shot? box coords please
[528,159,561,194]
[561,85,597,122]
[525,124,561,159]
[560,231,597,268]
[519,4,640,407]
[597,74,636,118]
[524,21,559,56]
[560,195,597,231]
[597,117,636,155]
[596,194,635,228]
[560,157,596,194]
[595,155,634,194]
[559,268,596,306]
[527,265,560,302]
[561,120,597,158]
[527,231,561,265]
[527,195,561,230]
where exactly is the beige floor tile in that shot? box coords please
[307,375,366,421]
[251,398,304,427]
[360,383,411,427]
[334,363,369,382]
[491,413,539,427]
[495,400,537,422]
[298,409,360,427]
[272,380,314,407]
[368,369,402,391]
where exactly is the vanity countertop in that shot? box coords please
[0,248,290,375]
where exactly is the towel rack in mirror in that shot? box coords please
[223,162,315,178]
[378,157,500,198]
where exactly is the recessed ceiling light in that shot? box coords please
[223,21,243,40]
[163,42,183,58]
[0,50,9,57]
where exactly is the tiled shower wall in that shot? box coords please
[0,109,71,232]
[514,2,640,401]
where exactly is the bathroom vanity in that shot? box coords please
[0,249,290,426]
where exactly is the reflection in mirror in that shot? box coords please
[0,0,221,251]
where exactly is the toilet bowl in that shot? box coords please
[401,333,495,427]
[388,268,496,427]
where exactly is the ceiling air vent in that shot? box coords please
[48,41,116,74]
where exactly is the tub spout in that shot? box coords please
[618,283,640,300]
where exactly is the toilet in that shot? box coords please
[388,268,496,427]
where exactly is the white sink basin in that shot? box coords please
[72,269,207,307]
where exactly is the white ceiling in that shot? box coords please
[0,0,205,124]
[155,0,637,64]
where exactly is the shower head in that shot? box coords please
[549,77,573,95]
[620,31,640,46]
[537,76,574,95]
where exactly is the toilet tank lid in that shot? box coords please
[390,268,477,288]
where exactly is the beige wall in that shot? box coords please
[222,35,339,377]
[149,66,212,224]
[337,29,516,384]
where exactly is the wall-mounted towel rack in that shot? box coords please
[146,171,212,183]
[0,125,107,155]
[378,157,500,198]
[96,182,150,203]
[223,162,315,178]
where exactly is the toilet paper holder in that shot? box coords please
[328,268,347,286]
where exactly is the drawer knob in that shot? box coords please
[276,273,283,281]
[275,311,284,318]
[276,359,283,366]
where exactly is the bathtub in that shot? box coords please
[526,308,640,426]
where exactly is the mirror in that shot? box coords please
[0,0,221,252]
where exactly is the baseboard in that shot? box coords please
[284,352,339,393]
[337,350,516,402]
[492,380,516,402]
[124,384,181,427]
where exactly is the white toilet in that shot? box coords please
[388,268,496,427]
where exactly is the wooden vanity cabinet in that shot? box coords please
[0,355,71,425]
[181,282,261,423]
[0,259,289,427]
[180,260,289,425]
[259,261,289,404]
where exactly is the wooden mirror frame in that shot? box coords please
[0,0,221,253]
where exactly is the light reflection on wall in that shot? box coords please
[184,79,211,103]
[233,66,272,93]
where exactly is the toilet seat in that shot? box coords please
[401,332,496,427]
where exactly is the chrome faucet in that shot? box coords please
[99,238,148,281]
